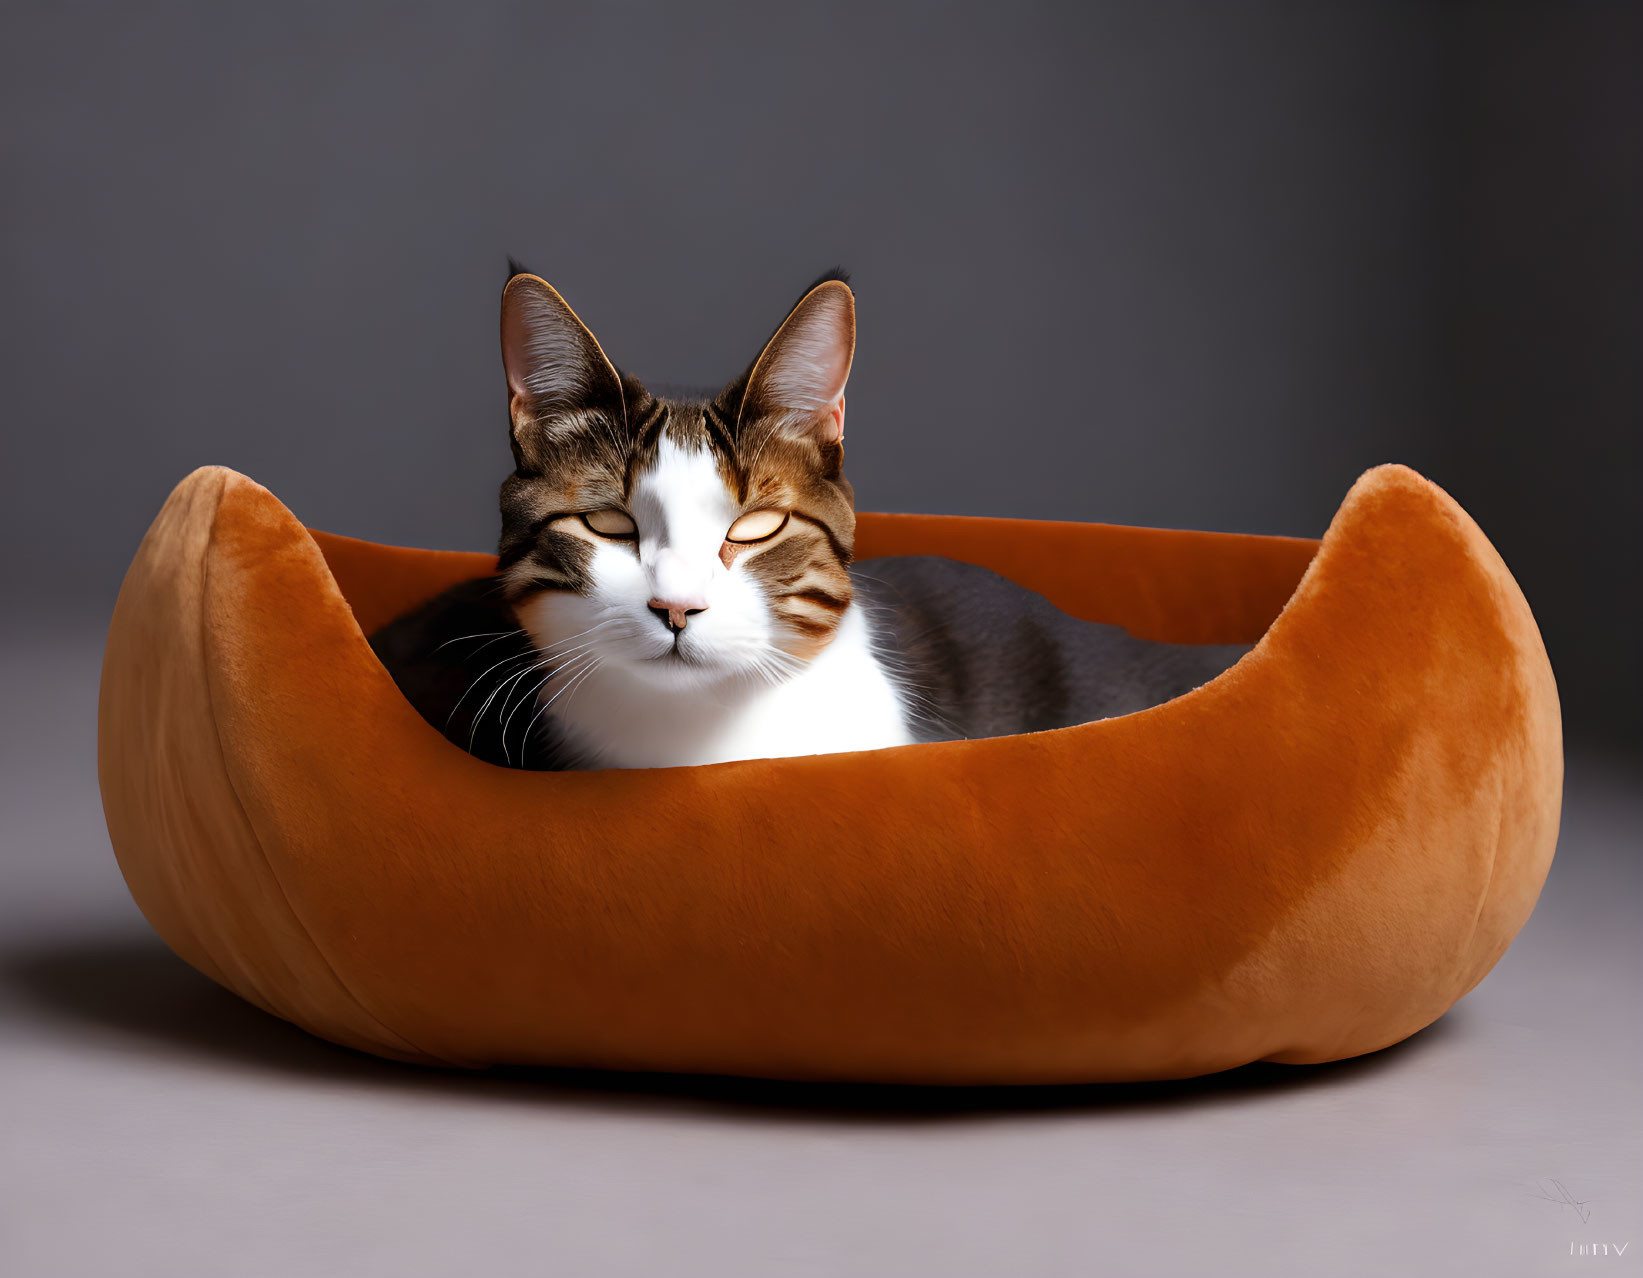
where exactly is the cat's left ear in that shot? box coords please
[738,278,854,444]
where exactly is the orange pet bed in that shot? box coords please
[97,463,1561,1084]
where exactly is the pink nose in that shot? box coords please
[647,598,707,632]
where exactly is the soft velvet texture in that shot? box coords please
[97,463,1562,1084]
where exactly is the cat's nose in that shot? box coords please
[647,598,707,632]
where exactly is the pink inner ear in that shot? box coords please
[829,396,846,442]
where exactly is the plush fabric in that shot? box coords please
[96,464,1562,1084]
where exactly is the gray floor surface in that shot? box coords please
[1,629,1637,1277]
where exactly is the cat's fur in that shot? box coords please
[369,267,1252,770]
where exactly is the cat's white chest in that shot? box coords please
[548,606,913,769]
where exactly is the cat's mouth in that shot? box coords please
[644,641,740,677]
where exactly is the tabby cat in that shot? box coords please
[369,267,1251,770]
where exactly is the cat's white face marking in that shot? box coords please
[518,430,782,693]
[631,434,736,615]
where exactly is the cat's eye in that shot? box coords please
[580,509,637,539]
[726,509,789,544]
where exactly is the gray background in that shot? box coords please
[2,1,1637,750]
[2,3,1638,1275]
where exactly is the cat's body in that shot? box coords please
[367,265,1251,771]
[855,555,1253,741]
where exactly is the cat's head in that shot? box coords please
[495,267,858,691]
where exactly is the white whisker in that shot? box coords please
[434,629,521,654]
[502,651,597,764]
[445,647,539,729]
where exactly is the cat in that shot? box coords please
[369,266,1252,770]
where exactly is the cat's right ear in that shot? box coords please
[737,277,855,445]
[500,273,625,439]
